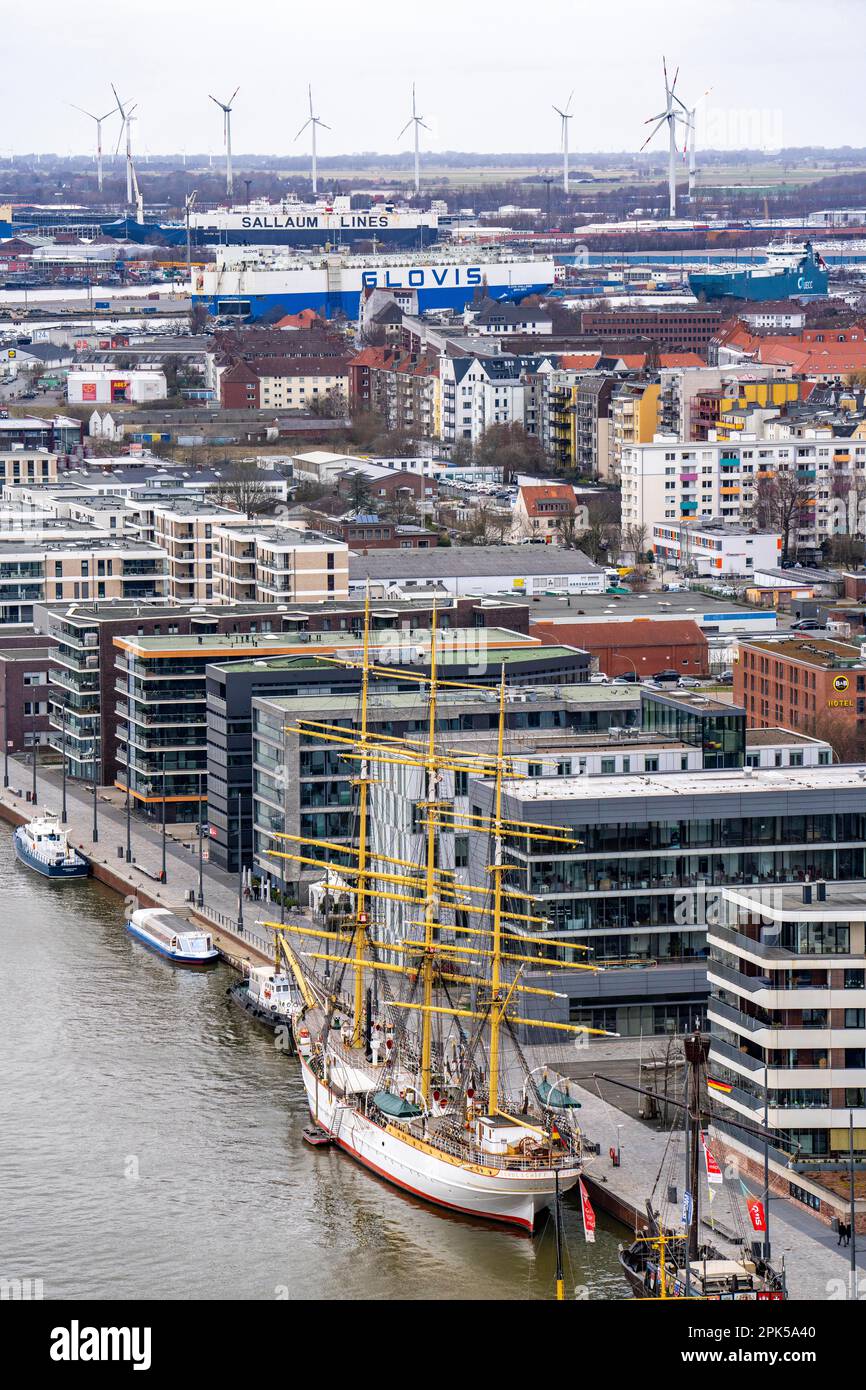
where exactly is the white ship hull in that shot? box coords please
[299,1053,580,1231]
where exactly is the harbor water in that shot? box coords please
[0,831,627,1301]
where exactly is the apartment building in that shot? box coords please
[219,356,348,411]
[0,536,167,626]
[0,448,58,490]
[439,354,549,449]
[136,498,247,603]
[0,645,55,750]
[609,381,660,482]
[652,521,782,576]
[734,635,866,739]
[708,880,866,1214]
[212,523,349,604]
[510,483,582,541]
[620,435,866,549]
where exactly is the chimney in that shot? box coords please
[802,884,812,904]
[816,880,827,902]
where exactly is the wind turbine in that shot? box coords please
[209,88,239,199]
[641,58,688,219]
[398,84,430,196]
[676,85,713,202]
[295,85,329,197]
[68,103,116,192]
[553,92,574,193]
[111,85,138,210]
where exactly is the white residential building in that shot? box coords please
[439,355,536,449]
[651,521,782,577]
[621,435,866,550]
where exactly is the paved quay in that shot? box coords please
[544,1051,865,1301]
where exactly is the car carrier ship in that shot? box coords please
[101,195,442,250]
[193,245,556,320]
[688,240,828,302]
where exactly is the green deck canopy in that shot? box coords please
[374,1090,422,1119]
[538,1079,582,1109]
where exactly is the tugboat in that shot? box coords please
[126,907,218,966]
[13,813,88,879]
[616,1033,788,1300]
[228,960,297,1042]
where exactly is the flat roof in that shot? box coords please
[742,636,865,669]
[519,588,793,624]
[117,625,543,658]
[496,763,866,802]
[253,683,641,713]
[724,883,866,922]
[745,727,823,747]
[349,545,602,580]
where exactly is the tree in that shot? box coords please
[622,522,649,564]
[308,387,348,419]
[473,422,546,483]
[749,471,814,565]
[345,472,371,511]
[211,461,274,515]
[189,303,210,335]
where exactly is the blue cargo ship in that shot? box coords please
[689,241,828,301]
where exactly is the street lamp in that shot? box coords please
[160,750,167,884]
[60,709,67,822]
[125,762,132,862]
[236,788,244,934]
[91,738,99,844]
[197,770,205,908]
[2,702,9,790]
[30,719,37,806]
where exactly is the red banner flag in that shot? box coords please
[702,1132,723,1185]
[746,1198,767,1232]
[579,1178,596,1243]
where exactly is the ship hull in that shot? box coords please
[12,827,88,878]
[298,1052,579,1231]
[101,221,438,250]
[689,266,828,301]
[227,981,295,1041]
[125,920,218,966]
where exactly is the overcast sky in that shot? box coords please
[8,0,862,158]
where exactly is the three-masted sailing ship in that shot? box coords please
[615,1033,789,1299]
[265,603,611,1231]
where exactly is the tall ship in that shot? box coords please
[616,1034,789,1300]
[689,240,828,302]
[194,246,556,320]
[101,195,441,250]
[265,603,607,1230]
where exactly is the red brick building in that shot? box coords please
[529,617,709,679]
[579,308,722,353]
[734,636,866,737]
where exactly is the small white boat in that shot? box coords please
[13,813,88,879]
[126,908,218,966]
[228,963,297,1035]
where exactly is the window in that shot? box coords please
[645,756,659,772]
[556,760,572,777]
[600,758,615,775]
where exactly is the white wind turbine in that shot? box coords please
[640,58,688,219]
[676,85,713,202]
[111,85,138,209]
[295,85,329,197]
[209,87,239,199]
[553,92,574,193]
[398,84,430,196]
[69,102,116,192]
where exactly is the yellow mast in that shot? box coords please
[488,666,508,1116]
[350,585,372,1047]
[419,609,439,1104]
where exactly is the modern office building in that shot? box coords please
[465,762,866,1036]
[707,880,866,1222]
[250,683,641,897]
[651,521,782,577]
[212,631,591,870]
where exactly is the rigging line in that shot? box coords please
[591,1073,627,1150]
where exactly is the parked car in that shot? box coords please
[612,672,640,684]
[678,676,701,688]
[652,669,680,682]
[716,671,734,684]
[791,619,823,631]
[589,673,610,685]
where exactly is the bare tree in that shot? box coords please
[748,471,814,565]
[211,461,274,515]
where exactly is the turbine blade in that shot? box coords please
[640,116,667,151]
[229,86,240,106]
[317,120,331,131]
[398,119,413,138]
[308,84,314,116]
[69,103,96,120]
[566,89,574,114]
[294,119,311,140]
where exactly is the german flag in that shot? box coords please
[707,1076,733,1095]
